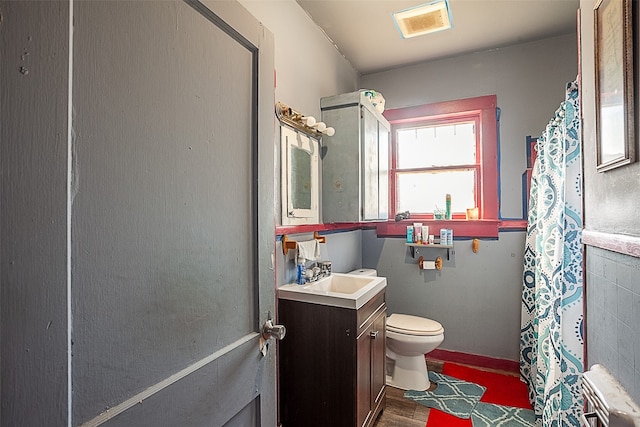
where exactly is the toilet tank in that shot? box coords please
[348,268,377,277]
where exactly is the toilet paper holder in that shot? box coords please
[418,255,442,271]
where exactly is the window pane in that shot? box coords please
[397,170,476,214]
[396,122,476,168]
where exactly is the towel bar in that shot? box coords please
[282,231,326,255]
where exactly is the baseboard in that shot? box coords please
[426,349,520,374]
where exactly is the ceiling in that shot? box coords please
[296,0,580,75]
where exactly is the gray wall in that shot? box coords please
[586,248,640,403]
[355,34,578,361]
[240,0,359,119]
[580,0,640,403]
[364,231,526,361]
[362,34,578,219]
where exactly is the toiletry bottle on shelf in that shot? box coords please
[445,194,452,220]
[440,229,447,244]
[413,223,423,244]
[406,226,413,243]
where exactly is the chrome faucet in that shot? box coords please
[297,261,332,284]
[319,261,332,278]
[303,263,321,282]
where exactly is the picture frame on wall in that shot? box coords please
[594,0,635,172]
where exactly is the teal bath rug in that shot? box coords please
[471,402,535,427]
[404,371,486,419]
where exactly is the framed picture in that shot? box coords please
[594,0,635,172]
[525,135,538,169]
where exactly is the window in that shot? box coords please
[384,95,498,221]
[395,119,478,217]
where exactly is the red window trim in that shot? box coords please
[383,95,499,221]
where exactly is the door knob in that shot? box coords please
[262,317,286,341]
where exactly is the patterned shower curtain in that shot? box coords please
[520,80,583,426]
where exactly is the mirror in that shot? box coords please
[291,145,312,210]
[281,126,319,225]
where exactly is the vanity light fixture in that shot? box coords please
[392,0,453,39]
[275,102,336,138]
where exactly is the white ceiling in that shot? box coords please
[296,0,580,75]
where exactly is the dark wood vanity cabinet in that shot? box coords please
[278,290,386,427]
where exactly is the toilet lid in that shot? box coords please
[387,314,444,336]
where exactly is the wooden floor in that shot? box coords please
[372,359,444,427]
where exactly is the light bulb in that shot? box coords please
[325,127,335,136]
[315,122,326,132]
[303,116,316,127]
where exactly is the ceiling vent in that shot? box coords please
[392,0,453,39]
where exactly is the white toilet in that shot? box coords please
[348,269,445,391]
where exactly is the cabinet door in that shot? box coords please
[371,311,387,411]
[361,107,379,221]
[377,121,390,220]
[356,308,387,427]
[321,105,363,223]
[356,321,374,427]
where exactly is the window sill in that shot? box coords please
[376,220,502,238]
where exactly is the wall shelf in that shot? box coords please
[405,242,453,258]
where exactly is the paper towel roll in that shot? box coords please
[422,261,436,270]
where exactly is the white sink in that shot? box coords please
[278,273,386,309]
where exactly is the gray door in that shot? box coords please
[71,1,276,426]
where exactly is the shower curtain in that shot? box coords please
[520,80,583,426]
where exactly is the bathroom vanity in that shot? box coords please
[278,275,387,427]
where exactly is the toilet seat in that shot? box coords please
[387,313,444,336]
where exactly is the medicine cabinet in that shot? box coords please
[280,125,320,225]
[321,91,390,222]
